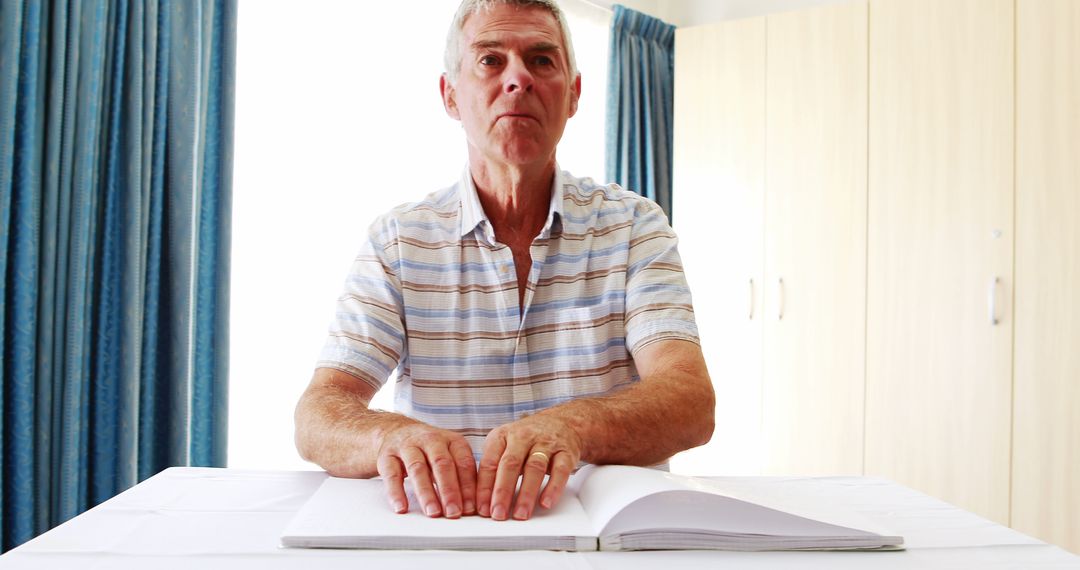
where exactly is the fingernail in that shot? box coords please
[514,506,529,520]
[393,500,406,513]
[445,503,461,518]
[491,504,506,520]
[464,499,476,515]
[479,502,490,517]
[540,497,552,509]
[425,503,441,517]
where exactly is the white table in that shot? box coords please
[3,467,1079,569]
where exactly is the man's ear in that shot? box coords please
[440,74,461,120]
[568,73,582,118]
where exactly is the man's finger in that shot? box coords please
[449,438,478,516]
[399,446,442,517]
[512,449,550,520]
[476,433,506,518]
[538,451,575,510]
[376,454,409,514]
[490,438,529,521]
[424,444,464,519]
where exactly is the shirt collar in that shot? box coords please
[458,165,565,240]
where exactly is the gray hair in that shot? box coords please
[443,0,579,84]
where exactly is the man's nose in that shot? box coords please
[503,57,534,94]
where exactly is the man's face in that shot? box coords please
[441,4,581,168]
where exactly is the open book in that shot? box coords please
[280,465,904,551]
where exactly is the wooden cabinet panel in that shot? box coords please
[762,2,868,476]
[865,0,1014,524]
[673,0,1080,549]
[1014,0,1080,554]
[671,20,766,475]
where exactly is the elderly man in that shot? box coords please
[294,0,714,523]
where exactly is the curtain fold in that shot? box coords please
[0,0,236,551]
[605,4,676,219]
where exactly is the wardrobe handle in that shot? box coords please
[749,279,755,320]
[988,277,1000,326]
[777,278,785,321]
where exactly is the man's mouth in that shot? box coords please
[497,112,538,122]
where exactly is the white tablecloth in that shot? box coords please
[3,467,1078,569]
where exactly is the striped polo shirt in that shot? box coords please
[318,168,699,457]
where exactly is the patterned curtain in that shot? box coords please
[605,4,676,220]
[0,0,236,551]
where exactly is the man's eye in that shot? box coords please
[480,55,500,66]
[533,55,554,66]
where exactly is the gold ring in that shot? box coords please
[529,451,550,463]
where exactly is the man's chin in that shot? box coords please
[490,144,555,169]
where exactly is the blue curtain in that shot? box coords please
[0,0,236,551]
[605,4,675,220]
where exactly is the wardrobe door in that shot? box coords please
[866,0,1014,524]
[761,2,868,476]
[671,19,766,475]
[1013,0,1080,554]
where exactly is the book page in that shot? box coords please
[573,466,897,547]
[680,477,900,538]
[572,465,694,533]
[600,490,880,538]
[281,476,595,547]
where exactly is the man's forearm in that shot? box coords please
[294,376,417,478]
[534,344,715,466]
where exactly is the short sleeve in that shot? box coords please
[317,217,406,392]
[623,198,700,355]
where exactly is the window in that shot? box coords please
[230,1,611,469]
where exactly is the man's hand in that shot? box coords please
[472,339,714,522]
[476,413,582,521]
[377,421,478,519]
[297,338,713,523]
